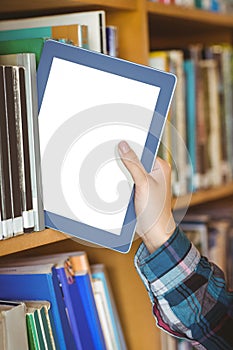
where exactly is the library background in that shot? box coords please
[0,0,232,349]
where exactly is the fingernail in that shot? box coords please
[118,141,130,154]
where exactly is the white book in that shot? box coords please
[199,59,222,187]
[0,10,107,54]
[92,278,117,350]
[0,300,29,350]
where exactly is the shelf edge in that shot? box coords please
[173,182,233,210]
[0,229,68,257]
[147,2,233,28]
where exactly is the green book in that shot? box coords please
[26,312,40,350]
[0,37,46,67]
[25,301,56,350]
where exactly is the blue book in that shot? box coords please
[0,263,76,350]
[184,58,196,192]
[3,252,107,350]
[56,261,106,350]
[69,253,107,350]
[91,264,127,350]
[42,252,106,350]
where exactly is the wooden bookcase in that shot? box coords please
[0,1,233,349]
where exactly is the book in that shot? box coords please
[183,54,196,192]
[25,307,41,350]
[0,300,29,349]
[180,214,209,257]
[198,58,222,187]
[69,252,107,350]
[13,65,35,232]
[91,264,127,350]
[0,53,45,232]
[208,218,231,273]
[0,38,46,67]
[188,44,208,190]
[0,11,106,53]
[0,66,14,238]
[168,50,188,196]
[106,26,118,57]
[0,252,107,350]
[0,263,76,350]
[0,25,89,67]
[51,24,89,49]
[24,301,56,350]
[209,44,233,181]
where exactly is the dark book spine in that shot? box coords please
[5,65,23,236]
[0,66,14,238]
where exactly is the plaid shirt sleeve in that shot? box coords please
[134,226,233,350]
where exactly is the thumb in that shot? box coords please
[118,141,147,187]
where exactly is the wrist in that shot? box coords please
[141,214,176,253]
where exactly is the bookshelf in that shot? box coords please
[0,1,233,349]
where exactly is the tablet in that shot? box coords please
[37,39,176,253]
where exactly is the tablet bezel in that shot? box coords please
[37,39,176,253]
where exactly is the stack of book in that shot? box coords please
[148,0,232,13]
[0,9,119,241]
[0,10,119,66]
[0,53,44,240]
[0,251,127,350]
[149,43,233,197]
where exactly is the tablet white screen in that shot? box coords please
[39,57,160,234]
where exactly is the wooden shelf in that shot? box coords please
[0,181,232,257]
[147,2,233,28]
[0,0,136,19]
[0,229,69,257]
[173,181,233,210]
[148,3,233,49]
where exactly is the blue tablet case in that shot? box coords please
[37,39,176,253]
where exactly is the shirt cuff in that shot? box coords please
[134,226,201,297]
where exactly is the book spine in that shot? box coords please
[18,54,45,231]
[106,26,118,57]
[17,66,35,232]
[0,67,14,238]
[0,66,14,238]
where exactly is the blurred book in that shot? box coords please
[106,26,118,57]
[0,300,29,350]
[0,10,105,53]
[180,214,209,257]
[91,264,127,350]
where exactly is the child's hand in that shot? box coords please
[118,141,176,253]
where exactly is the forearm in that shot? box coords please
[135,227,233,349]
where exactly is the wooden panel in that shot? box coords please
[107,0,149,64]
[0,0,136,19]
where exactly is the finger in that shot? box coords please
[151,157,171,179]
[150,157,172,196]
[118,141,147,187]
